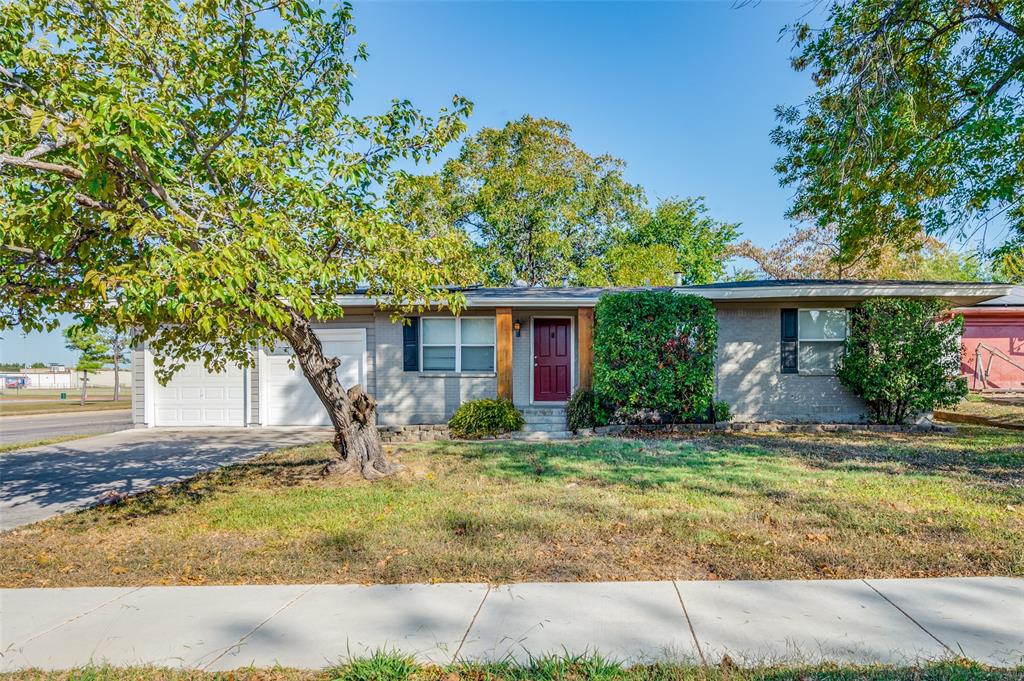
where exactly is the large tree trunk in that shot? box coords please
[281,312,400,480]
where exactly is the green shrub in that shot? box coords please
[593,291,717,424]
[448,398,524,438]
[713,400,731,423]
[837,298,968,424]
[565,388,597,431]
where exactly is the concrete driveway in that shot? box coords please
[0,428,332,531]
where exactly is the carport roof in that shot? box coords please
[970,285,1024,307]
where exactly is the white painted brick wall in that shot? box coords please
[716,304,865,422]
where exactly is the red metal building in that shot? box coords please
[959,286,1024,391]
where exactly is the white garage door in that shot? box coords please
[153,361,245,427]
[265,329,366,426]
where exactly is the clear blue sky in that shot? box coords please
[2,0,816,366]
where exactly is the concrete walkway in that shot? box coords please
[1,578,1021,671]
[0,427,332,530]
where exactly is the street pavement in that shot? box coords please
[0,427,332,530]
[0,578,1020,671]
[0,410,132,446]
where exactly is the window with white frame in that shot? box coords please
[797,309,848,374]
[421,317,496,372]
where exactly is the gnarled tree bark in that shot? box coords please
[281,311,400,480]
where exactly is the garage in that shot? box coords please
[264,328,367,426]
[153,360,246,426]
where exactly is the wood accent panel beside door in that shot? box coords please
[578,307,594,391]
[496,307,513,399]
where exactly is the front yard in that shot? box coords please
[1,426,1021,587]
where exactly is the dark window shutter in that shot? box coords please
[403,317,419,372]
[780,308,798,374]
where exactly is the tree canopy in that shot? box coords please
[395,115,644,286]
[395,116,738,287]
[773,0,1024,278]
[1,0,476,355]
[606,197,739,286]
[0,0,477,476]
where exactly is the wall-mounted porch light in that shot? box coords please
[513,320,522,337]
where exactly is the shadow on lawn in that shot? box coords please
[435,427,1024,488]
[67,449,334,524]
[446,438,736,490]
[713,428,1024,485]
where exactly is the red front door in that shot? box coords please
[533,318,572,402]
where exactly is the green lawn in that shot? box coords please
[1,426,1021,588]
[0,656,1018,681]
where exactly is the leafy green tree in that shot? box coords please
[837,298,967,425]
[601,244,678,286]
[773,1,1024,269]
[616,197,739,285]
[0,363,23,372]
[30,362,46,368]
[402,115,644,286]
[994,248,1024,283]
[0,0,475,477]
[64,327,107,405]
[905,242,984,282]
[398,123,737,287]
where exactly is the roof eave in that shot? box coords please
[676,283,1013,306]
[335,283,1014,309]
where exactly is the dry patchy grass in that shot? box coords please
[1,656,1020,681]
[1,427,1021,587]
[941,395,1024,428]
[0,434,96,453]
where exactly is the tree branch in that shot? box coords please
[0,153,84,179]
[200,10,252,167]
[129,150,184,216]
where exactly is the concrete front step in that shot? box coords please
[511,430,573,441]
[522,415,567,425]
[520,407,567,417]
[520,405,568,436]
[522,422,568,432]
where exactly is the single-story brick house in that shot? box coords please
[131,279,1011,429]
[958,285,1024,390]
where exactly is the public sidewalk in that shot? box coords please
[1,577,1021,672]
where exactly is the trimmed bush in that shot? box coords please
[837,298,968,424]
[593,291,717,424]
[448,398,524,438]
[566,388,597,431]
[713,400,731,423]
